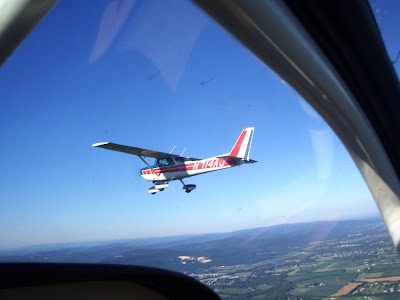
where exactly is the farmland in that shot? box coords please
[3,219,400,299]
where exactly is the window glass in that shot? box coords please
[157,159,168,166]
[370,0,400,77]
[175,157,186,164]
[1,1,396,299]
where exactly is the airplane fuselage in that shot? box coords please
[93,126,255,194]
[140,157,240,181]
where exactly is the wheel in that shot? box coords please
[185,189,191,193]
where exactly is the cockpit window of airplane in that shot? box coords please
[174,157,187,164]
[156,159,170,167]
[1,1,399,299]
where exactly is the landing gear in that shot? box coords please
[148,181,169,194]
[183,184,196,193]
[180,179,196,193]
[148,186,160,194]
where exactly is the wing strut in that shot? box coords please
[138,156,162,178]
[138,156,152,168]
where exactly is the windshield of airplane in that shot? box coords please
[1,1,399,299]
[155,158,175,167]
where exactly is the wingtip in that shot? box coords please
[92,142,109,147]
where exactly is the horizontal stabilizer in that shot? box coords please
[245,159,257,164]
[217,155,257,164]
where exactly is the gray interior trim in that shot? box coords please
[0,0,57,66]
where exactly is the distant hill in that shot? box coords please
[102,219,383,272]
[0,219,383,268]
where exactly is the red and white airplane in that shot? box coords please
[92,127,256,194]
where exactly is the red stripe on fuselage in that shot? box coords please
[140,159,235,175]
[141,163,191,175]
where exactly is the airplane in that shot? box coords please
[92,127,256,194]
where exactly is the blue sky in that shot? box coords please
[1,0,395,249]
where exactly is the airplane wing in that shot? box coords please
[92,142,201,160]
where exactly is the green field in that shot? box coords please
[357,272,384,280]
[189,221,400,299]
[256,283,272,291]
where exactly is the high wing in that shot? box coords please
[92,142,179,159]
[92,142,200,160]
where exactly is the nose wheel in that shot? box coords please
[180,180,196,193]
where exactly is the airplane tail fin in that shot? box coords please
[229,127,255,161]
